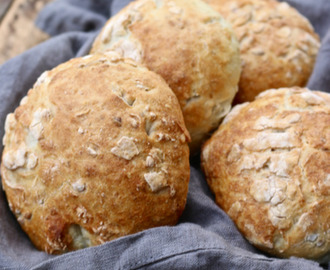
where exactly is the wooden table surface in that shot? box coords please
[0,0,52,65]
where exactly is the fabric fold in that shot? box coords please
[0,0,329,269]
[36,0,110,36]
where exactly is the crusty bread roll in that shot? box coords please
[201,87,330,261]
[204,0,320,103]
[1,52,191,254]
[91,0,241,152]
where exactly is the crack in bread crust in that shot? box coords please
[204,0,320,103]
[1,52,190,254]
[91,0,241,153]
[201,87,330,262]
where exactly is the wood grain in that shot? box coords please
[0,0,52,65]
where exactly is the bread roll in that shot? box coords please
[91,0,241,152]
[205,0,320,103]
[201,87,330,261]
[1,52,191,254]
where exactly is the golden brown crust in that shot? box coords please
[204,0,320,103]
[1,52,190,254]
[91,0,241,152]
[201,87,330,260]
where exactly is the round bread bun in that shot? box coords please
[201,87,330,260]
[90,0,241,153]
[1,52,191,254]
[204,0,320,103]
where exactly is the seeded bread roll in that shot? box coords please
[1,52,191,254]
[204,0,320,103]
[91,0,241,153]
[201,87,330,261]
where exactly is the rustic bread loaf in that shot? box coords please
[1,52,191,254]
[91,0,241,153]
[201,87,330,261]
[205,0,320,103]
